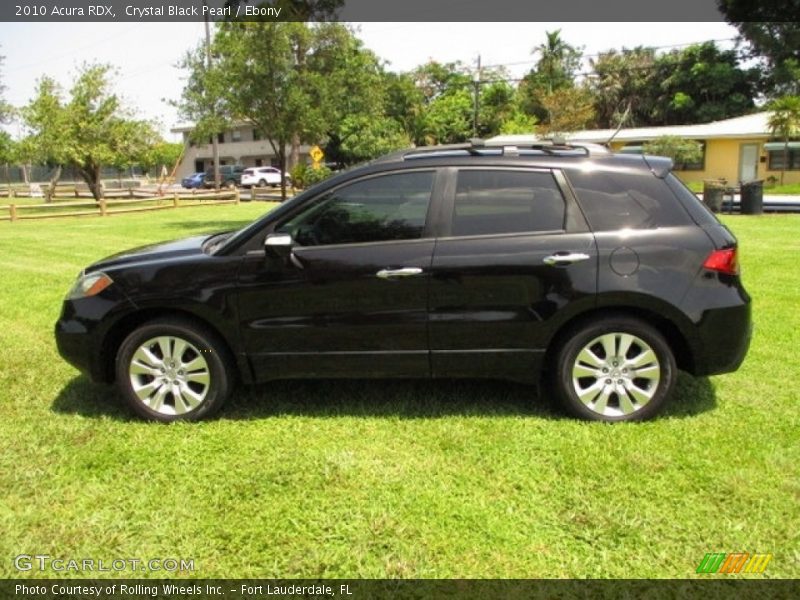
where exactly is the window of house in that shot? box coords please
[277,171,434,246]
[231,129,242,142]
[451,170,565,236]
[217,132,225,144]
[253,129,261,141]
[767,142,800,171]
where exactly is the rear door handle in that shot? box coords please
[543,252,591,266]
[376,267,424,279]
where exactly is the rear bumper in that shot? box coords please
[690,300,752,376]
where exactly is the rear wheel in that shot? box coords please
[115,318,232,422]
[552,317,676,422]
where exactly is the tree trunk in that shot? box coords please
[80,166,104,203]
[279,149,287,202]
[45,165,62,204]
[290,133,300,171]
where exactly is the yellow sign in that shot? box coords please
[309,145,324,163]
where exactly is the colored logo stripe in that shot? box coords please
[696,553,772,574]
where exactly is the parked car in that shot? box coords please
[203,165,244,189]
[181,172,205,189]
[55,141,751,422]
[241,166,291,188]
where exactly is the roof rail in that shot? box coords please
[400,138,610,160]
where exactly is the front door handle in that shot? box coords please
[376,267,424,279]
[543,252,591,266]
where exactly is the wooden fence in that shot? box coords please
[0,189,242,222]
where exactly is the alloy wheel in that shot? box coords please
[571,332,661,418]
[128,336,211,416]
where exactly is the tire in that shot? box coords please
[115,318,232,422]
[552,317,676,422]
[258,179,267,188]
[225,180,236,189]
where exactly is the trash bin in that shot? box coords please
[703,180,725,213]
[740,180,764,215]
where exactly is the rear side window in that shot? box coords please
[452,170,565,236]
[567,169,692,231]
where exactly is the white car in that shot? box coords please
[240,167,290,188]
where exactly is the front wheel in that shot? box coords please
[552,317,676,422]
[115,318,232,422]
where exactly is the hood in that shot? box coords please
[87,234,211,272]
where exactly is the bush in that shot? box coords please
[294,164,333,189]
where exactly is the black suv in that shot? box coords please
[55,141,751,422]
[203,164,244,189]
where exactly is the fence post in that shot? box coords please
[9,203,17,222]
[250,186,255,202]
[235,188,240,204]
[173,193,179,208]
[99,198,107,216]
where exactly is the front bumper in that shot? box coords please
[54,292,135,383]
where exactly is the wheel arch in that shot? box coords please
[100,307,244,384]
[543,305,696,375]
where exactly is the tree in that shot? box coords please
[648,42,758,125]
[20,64,156,202]
[0,48,11,123]
[766,95,800,185]
[519,30,583,123]
[139,140,184,178]
[174,43,230,155]
[538,86,596,135]
[643,136,703,168]
[590,47,657,128]
[478,76,536,137]
[409,61,474,145]
[0,131,14,186]
[717,2,800,96]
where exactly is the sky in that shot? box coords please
[0,21,740,141]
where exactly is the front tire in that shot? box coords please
[115,318,232,422]
[552,317,676,422]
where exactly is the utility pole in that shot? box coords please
[473,54,481,138]
[204,2,221,190]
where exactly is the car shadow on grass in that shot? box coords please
[52,371,716,422]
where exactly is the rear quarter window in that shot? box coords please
[566,169,692,231]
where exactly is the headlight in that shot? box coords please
[66,271,114,300]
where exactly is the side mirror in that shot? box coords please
[264,233,294,259]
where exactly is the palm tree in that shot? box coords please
[767,96,800,185]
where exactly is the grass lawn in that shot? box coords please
[0,206,798,579]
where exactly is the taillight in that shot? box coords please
[703,247,739,275]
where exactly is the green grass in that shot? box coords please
[0,207,798,579]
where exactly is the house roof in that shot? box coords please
[488,111,774,145]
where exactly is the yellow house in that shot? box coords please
[492,112,800,186]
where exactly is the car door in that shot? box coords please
[428,167,597,382]
[237,169,440,381]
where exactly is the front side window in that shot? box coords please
[277,171,434,246]
[451,170,566,236]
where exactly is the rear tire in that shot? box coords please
[115,318,232,422]
[552,317,676,422]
